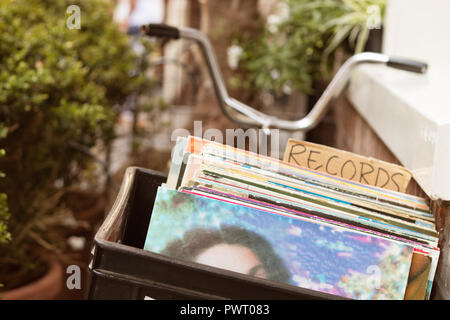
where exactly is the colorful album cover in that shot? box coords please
[179,136,431,212]
[144,187,414,300]
[179,154,438,241]
[173,137,434,227]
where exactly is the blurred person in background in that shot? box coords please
[112,0,168,135]
[114,0,166,34]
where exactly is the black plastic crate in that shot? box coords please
[87,166,342,300]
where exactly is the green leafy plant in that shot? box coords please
[235,0,385,95]
[0,124,10,290]
[0,124,10,245]
[0,0,146,290]
[0,191,9,245]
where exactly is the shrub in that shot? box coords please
[0,0,145,288]
[0,124,10,245]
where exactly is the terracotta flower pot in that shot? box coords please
[1,260,63,300]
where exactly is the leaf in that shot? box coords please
[0,124,7,139]
[355,26,370,53]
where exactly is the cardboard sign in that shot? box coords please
[283,139,412,192]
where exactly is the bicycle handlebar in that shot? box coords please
[142,24,428,131]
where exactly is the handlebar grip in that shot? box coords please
[387,57,428,74]
[141,23,180,40]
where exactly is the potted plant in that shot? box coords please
[0,0,145,299]
[228,0,385,131]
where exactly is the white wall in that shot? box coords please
[383,0,450,73]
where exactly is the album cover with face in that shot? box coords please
[144,187,415,300]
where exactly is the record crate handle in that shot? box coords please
[141,23,428,132]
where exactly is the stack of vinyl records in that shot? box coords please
[143,136,440,300]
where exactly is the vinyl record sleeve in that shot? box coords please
[145,187,414,300]
[178,186,439,300]
[179,153,438,239]
[182,136,431,212]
